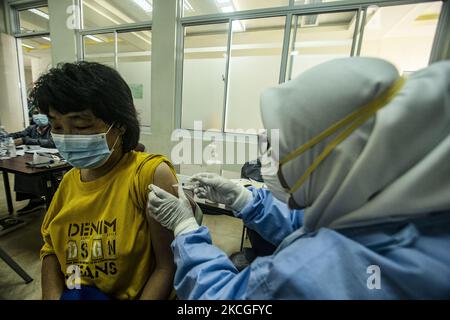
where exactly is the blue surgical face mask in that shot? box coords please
[32,114,49,127]
[52,123,120,169]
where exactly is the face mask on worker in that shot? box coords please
[32,114,49,127]
[52,123,120,169]
[258,130,291,203]
[260,148,291,204]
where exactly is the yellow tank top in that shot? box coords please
[40,151,176,299]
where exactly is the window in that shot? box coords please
[17,36,52,95]
[294,0,350,5]
[181,17,288,132]
[82,0,153,29]
[226,16,286,131]
[117,30,152,127]
[180,1,443,136]
[83,33,116,67]
[82,30,152,127]
[183,0,289,17]
[286,11,358,80]
[15,4,51,125]
[175,0,444,177]
[359,2,442,75]
[18,6,49,34]
[181,23,229,131]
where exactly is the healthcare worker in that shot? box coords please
[147,57,450,299]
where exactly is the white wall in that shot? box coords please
[48,0,78,64]
[227,55,280,131]
[291,53,348,79]
[149,0,178,160]
[24,66,33,92]
[182,54,349,132]
[0,33,25,132]
[117,61,151,127]
[30,54,52,83]
[182,56,281,131]
[361,36,436,74]
[182,58,225,130]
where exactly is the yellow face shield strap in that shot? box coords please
[280,76,406,195]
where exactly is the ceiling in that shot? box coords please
[18,1,442,62]
[18,6,49,33]
[83,0,153,28]
[20,37,51,60]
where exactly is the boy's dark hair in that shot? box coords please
[29,61,140,153]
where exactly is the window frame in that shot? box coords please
[10,0,49,36]
[10,1,50,128]
[80,26,153,129]
[176,0,446,136]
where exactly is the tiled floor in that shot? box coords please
[0,173,43,300]
[0,173,247,300]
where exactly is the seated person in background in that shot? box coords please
[31,61,176,300]
[8,110,55,214]
[11,109,54,148]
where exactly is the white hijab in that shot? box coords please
[260,57,450,232]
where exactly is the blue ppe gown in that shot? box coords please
[172,187,450,299]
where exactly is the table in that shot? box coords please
[0,153,71,283]
[0,153,72,214]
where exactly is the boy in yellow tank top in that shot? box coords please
[30,62,177,299]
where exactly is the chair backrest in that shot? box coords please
[135,142,145,152]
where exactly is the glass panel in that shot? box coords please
[83,33,115,67]
[17,36,52,118]
[117,30,152,127]
[181,23,229,130]
[287,11,357,80]
[360,2,442,75]
[18,6,50,34]
[183,0,289,17]
[225,16,286,131]
[294,0,351,5]
[83,0,153,29]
